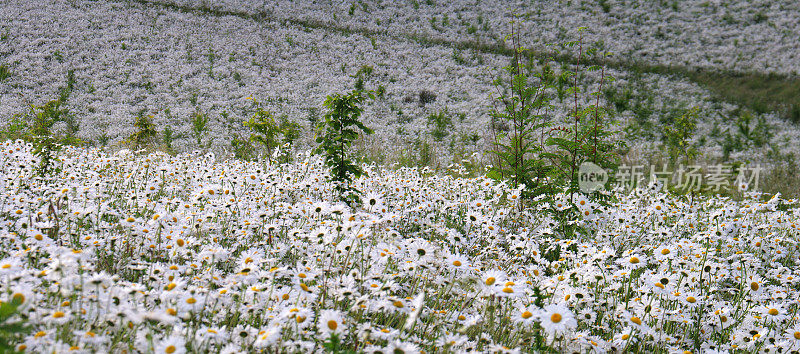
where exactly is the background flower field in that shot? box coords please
[2,0,800,182]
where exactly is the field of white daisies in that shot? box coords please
[3,0,800,353]
[1,140,800,353]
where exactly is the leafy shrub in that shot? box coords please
[753,11,768,24]
[231,135,256,161]
[353,65,374,91]
[718,110,772,161]
[1,99,83,176]
[125,110,160,151]
[313,89,374,205]
[162,126,176,154]
[0,64,10,81]
[59,69,76,102]
[306,107,320,131]
[0,116,28,142]
[734,110,771,147]
[488,24,623,220]
[418,89,437,106]
[191,111,211,149]
[397,138,434,168]
[598,0,611,13]
[662,107,700,167]
[426,109,453,141]
[246,111,275,152]
[604,87,633,113]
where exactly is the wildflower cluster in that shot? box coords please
[0,140,798,352]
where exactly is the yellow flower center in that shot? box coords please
[550,313,562,323]
[53,311,65,318]
[621,334,629,340]
[631,316,642,325]
[186,298,196,304]
[768,308,779,316]
[660,249,670,255]
[485,277,495,286]
[750,282,759,291]
[327,320,338,330]
[629,257,640,264]
[452,260,462,267]
[686,296,696,303]
[502,287,514,293]
[521,311,533,319]
[393,301,404,308]
[165,345,176,353]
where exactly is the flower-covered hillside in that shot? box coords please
[2,0,799,167]
[0,141,799,352]
[149,0,800,75]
